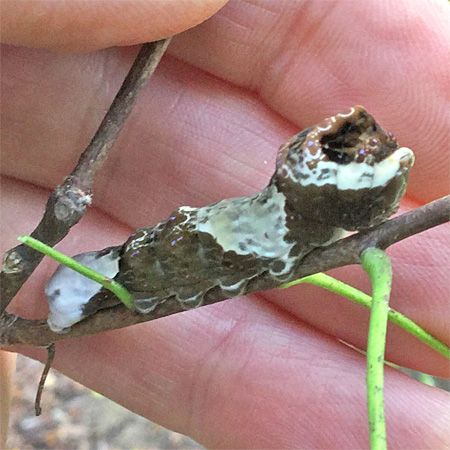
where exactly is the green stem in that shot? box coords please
[361,248,391,450]
[18,236,134,309]
[280,274,450,360]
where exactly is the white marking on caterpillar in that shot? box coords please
[125,229,150,252]
[372,147,414,187]
[174,206,197,232]
[45,249,119,332]
[220,279,247,293]
[134,296,165,313]
[337,106,356,118]
[196,184,295,275]
[176,292,204,310]
[297,146,413,189]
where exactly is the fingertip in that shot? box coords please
[1,0,228,52]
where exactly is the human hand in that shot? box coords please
[1,0,449,448]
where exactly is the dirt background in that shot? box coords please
[7,355,204,450]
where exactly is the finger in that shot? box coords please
[265,198,450,377]
[170,0,450,202]
[0,0,228,52]
[2,50,449,375]
[2,1,449,203]
[2,175,448,378]
[0,351,15,449]
[20,297,450,449]
[2,0,449,199]
[3,179,446,445]
[0,46,291,226]
[2,179,449,444]
[1,0,448,444]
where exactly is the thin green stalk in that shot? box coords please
[18,236,134,309]
[281,274,450,360]
[361,247,392,450]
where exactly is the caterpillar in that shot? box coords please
[45,106,414,332]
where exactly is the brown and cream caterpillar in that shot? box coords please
[45,106,414,332]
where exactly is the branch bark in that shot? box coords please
[1,195,448,347]
[0,39,171,313]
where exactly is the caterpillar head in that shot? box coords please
[274,106,414,230]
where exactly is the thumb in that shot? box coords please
[0,0,228,52]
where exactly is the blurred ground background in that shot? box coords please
[7,355,203,450]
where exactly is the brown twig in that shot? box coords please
[1,195,448,347]
[34,343,55,416]
[0,39,171,314]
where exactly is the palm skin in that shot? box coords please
[1,0,449,448]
